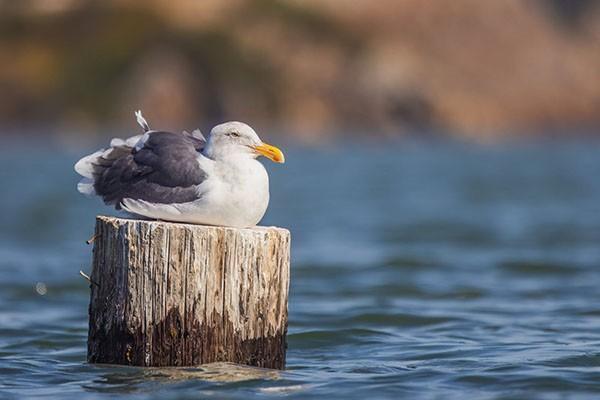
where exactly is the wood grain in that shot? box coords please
[87,216,290,369]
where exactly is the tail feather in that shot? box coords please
[74,149,104,179]
[77,178,96,196]
[74,138,138,196]
[75,109,153,199]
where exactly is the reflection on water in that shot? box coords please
[89,362,280,386]
[1,139,600,399]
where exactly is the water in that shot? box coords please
[1,138,600,399]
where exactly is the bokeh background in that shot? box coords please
[1,0,599,140]
[2,1,600,399]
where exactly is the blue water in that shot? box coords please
[1,138,600,399]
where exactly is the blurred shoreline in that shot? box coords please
[2,124,600,152]
[0,0,599,140]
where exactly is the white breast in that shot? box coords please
[120,154,270,228]
[204,157,270,227]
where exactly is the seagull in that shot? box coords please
[74,111,285,228]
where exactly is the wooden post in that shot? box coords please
[86,216,290,369]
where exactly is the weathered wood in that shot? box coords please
[87,216,290,369]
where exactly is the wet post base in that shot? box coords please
[86,216,290,369]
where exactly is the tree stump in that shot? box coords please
[87,216,290,369]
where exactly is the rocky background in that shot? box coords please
[0,0,599,140]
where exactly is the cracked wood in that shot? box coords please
[87,216,290,369]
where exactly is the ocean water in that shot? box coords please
[1,138,600,399]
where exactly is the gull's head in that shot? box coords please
[204,121,285,163]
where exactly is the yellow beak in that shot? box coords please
[254,142,285,163]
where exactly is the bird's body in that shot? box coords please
[121,152,270,227]
[74,112,284,228]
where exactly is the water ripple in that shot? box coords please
[2,141,600,398]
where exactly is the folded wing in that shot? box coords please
[75,130,207,209]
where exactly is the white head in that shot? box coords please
[203,121,285,163]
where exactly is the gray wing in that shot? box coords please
[91,131,207,208]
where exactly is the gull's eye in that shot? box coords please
[228,131,241,138]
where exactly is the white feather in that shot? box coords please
[183,128,206,141]
[191,129,204,140]
[74,149,104,179]
[121,199,184,220]
[125,134,143,147]
[134,132,150,152]
[109,138,125,147]
[77,178,96,196]
[111,134,144,148]
[135,110,150,132]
